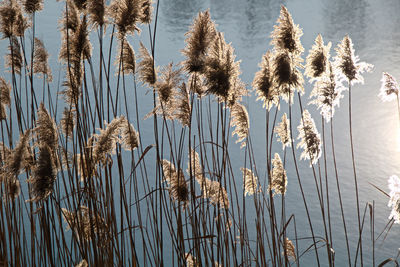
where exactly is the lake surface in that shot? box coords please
[2,0,400,265]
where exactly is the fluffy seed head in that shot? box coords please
[200,178,229,209]
[305,34,331,80]
[23,0,43,14]
[139,0,152,24]
[116,38,135,75]
[309,62,344,122]
[138,42,156,86]
[75,259,88,267]
[87,0,105,27]
[379,72,399,102]
[271,5,304,55]
[36,103,58,152]
[60,107,75,138]
[388,175,400,224]
[269,153,287,195]
[275,113,291,149]
[242,168,259,196]
[6,36,22,75]
[33,38,52,82]
[182,10,216,74]
[6,129,32,176]
[0,0,21,38]
[26,145,57,203]
[161,159,189,207]
[230,103,249,148]
[334,35,373,85]
[284,237,296,261]
[297,110,321,165]
[120,119,139,151]
[108,0,142,38]
[0,77,11,120]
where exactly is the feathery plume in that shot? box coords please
[116,38,135,75]
[6,36,22,74]
[35,103,58,152]
[185,253,198,267]
[87,0,105,27]
[26,145,57,202]
[0,142,10,167]
[174,82,191,127]
[140,0,152,24]
[230,103,249,148]
[297,110,321,165]
[272,51,304,103]
[72,0,86,11]
[92,116,125,164]
[200,178,229,209]
[60,0,79,32]
[309,62,344,122]
[120,118,139,151]
[388,175,400,223]
[253,51,279,110]
[274,113,291,149]
[75,152,97,181]
[204,32,241,102]
[138,42,156,86]
[23,0,43,14]
[182,10,216,74]
[379,72,399,102]
[62,206,108,241]
[6,129,32,176]
[242,167,259,196]
[0,77,11,120]
[0,0,21,38]
[305,34,331,80]
[108,0,142,38]
[60,107,75,138]
[14,11,30,37]
[187,149,204,185]
[75,259,88,267]
[33,38,52,82]
[284,237,296,261]
[269,153,287,195]
[161,159,189,206]
[271,5,303,55]
[334,35,373,85]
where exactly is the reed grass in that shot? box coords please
[0,1,395,266]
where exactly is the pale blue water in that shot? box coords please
[2,0,400,266]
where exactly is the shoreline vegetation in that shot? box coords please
[0,0,398,266]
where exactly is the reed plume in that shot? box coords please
[272,51,304,103]
[14,11,30,37]
[271,5,303,55]
[5,129,32,177]
[26,145,57,202]
[188,73,206,97]
[33,37,52,82]
[185,253,220,267]
[120,118,139,151]
[269,153,287,195]
[6,36,22,75]
[35,103,58,152]
[116,38,135,75]
[75,259,88,267]
[182,10,216,74]
[200,178,229,209]
[230,102,249,148]
[75,152,97,181]
[204,32,241,102]
[60,107,75,138]
[92,116,125,164]
[139,0,152,24]
[108,0,143,38]
[174,82,191,127]
[242,167,259,196]
[388,175,400,223]
[0,142,10,168]
[284,237,296,261]
[274,113,291,149]
[60,0,79,32]
[72,0,86,11]
[138,42,156,86]
[309,62,344,122]
[22,0,43,14]
[87,0,105,27]
[253,51,279,110]
[305,34,331,81]
[62,206,108,241]
[297,109,321,165]
[334,35,373,85]
[161,159,189,206]
[187,149,204,185]
[0,0,21,38]
[0,77,11,120]
[379,72,399,102]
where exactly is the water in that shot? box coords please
[2,0,400,265]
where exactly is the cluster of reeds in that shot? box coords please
[0,1,397,266]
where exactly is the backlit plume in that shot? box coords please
[242,168,259,196]
[274,113,291,149]
[305,34,331,81]
[379,72,399,102]
[297,110,321,165]
[269,153,287,195]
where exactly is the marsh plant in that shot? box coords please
[0,1,395,266]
